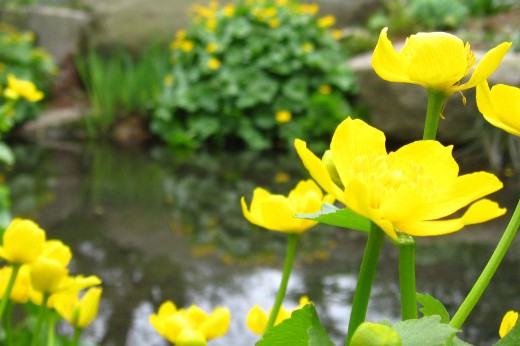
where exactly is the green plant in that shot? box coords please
[152,0,357,151]
[75,42,170,137]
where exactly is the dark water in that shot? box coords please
[4,141,520,346]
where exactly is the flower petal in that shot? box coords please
[371,27,415,84]
[457,41,512,91]
[461,199,506,225]
[477,82,520,136]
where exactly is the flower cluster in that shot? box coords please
[0,218,102,343]
[152,0,356,151]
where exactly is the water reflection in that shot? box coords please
[4,141,520,346]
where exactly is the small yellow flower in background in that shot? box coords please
[207,58,221,70]
[331,29,343,40]
[317,15,336,28]
[500,310,518,338]
[0,265,31,303]
[180,40,195,53]
[241,180,334,234]
[0,218,46,265]
[54,287,102,329]
[319,85,332,94]
[301,42,314,53]
[298,4,319,15]
[275,110,292,123]
[275,172,291,183]
[206,18,218,32]
[3,74,44,102]
[223,4,235,17]
[295,117,506,239]
[268,18,280,28]
[476,81,520,137]
[275,0,288,6]
[149,301,231,346]
[247,296,310,334]
[164,74,174,86]
[372,28,511,96]
[205,42,219,53]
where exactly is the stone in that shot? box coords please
[348,49,520,145]
[0,6,91,64]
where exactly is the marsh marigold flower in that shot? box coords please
[275,110,292,123]
[54,287,102,329]
[241,180,334,234]
[149,301,231,346]
[295,117,505,239]
[0,265,32,303]
[372,28,511,96]
[500,310,518,338]
[3,74,44,102]
[247,296,310,334]
[0,218,46,265]
[476,81,520,137]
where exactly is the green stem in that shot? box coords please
[450,198,520,329]
[397,235,417,320]
[31,293,49,346]
[72,326,82,346]
[5,301,12,346]
[47,311,55,346]
[345,223,386,345]
[423,90,447,140]
[264,233,299,333]
[0,264,20,325]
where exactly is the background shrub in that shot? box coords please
[152,0,358,151]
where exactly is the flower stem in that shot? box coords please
[345,223,386,345]
[397,234,417,320]
[423,90,447,140]
[450,198,520,329]
[5,301,12,346]
[264,233,299,333]
[0,264,20,325]
[31,293,49,346]
[47,311,55,346]
[72,326,82,346]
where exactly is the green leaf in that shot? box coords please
[493,319,520,345]
[257,304,334,346]
[296,203,371,232]
[392,316,459,346]
[0,142,14,166]
[416,293,450,323]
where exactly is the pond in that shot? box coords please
[4,140,520,346]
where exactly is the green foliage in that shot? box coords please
[367,0,470,34]
[0,24,54,121]
[256,303,334,346]
[152,0,357,151]
[75,42,170,137]
[416,293,451,324]
[296,203,372,232]
[389,316,464,346]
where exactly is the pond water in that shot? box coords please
[4,141,520,346]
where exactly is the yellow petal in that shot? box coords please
[331,118,387,187]
[371,27,414,84]
[259,195,313,233]
[477,82,520,136]
[42,240,72,267]
[29,258,68,294]
[396,218,464,236]
[294,139,344,202]
[77,287,102,328]
[500,310,519,338]
[246,305,268,335]
[461,199,506,225]
[405,32,468,91]
[199,307,231,340]
[1,218,46,264]
[176,329,207,346]
[457,41,512,91]
[158,300,178,317]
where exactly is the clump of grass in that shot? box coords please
[75,42,169,137]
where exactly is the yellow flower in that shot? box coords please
[317,15,336,28]
[476,81,520,137]
[295,117,505,239]
[149,301,231,345]
[500,310,519,338]
[0,265,32,303]
[32,273,102,307]
[3,74,44,102]
[207,58,221,70]
[180,40,195,53]
[331,29,343,40]
[247,296,310,335]
[223,4,235,17]
[299,4,319,15]
[372,28,511,96]
[54,287,102,329]
[164,74,174,86]
[268,18,280,28]
[205,42,219,53]
[275,110,292,123]
[302,42,314,53]
[29,257,69,294]
[241,180,334,234]
[0,218,46,265]
[319,85,332,94]
[41,240,72,267]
